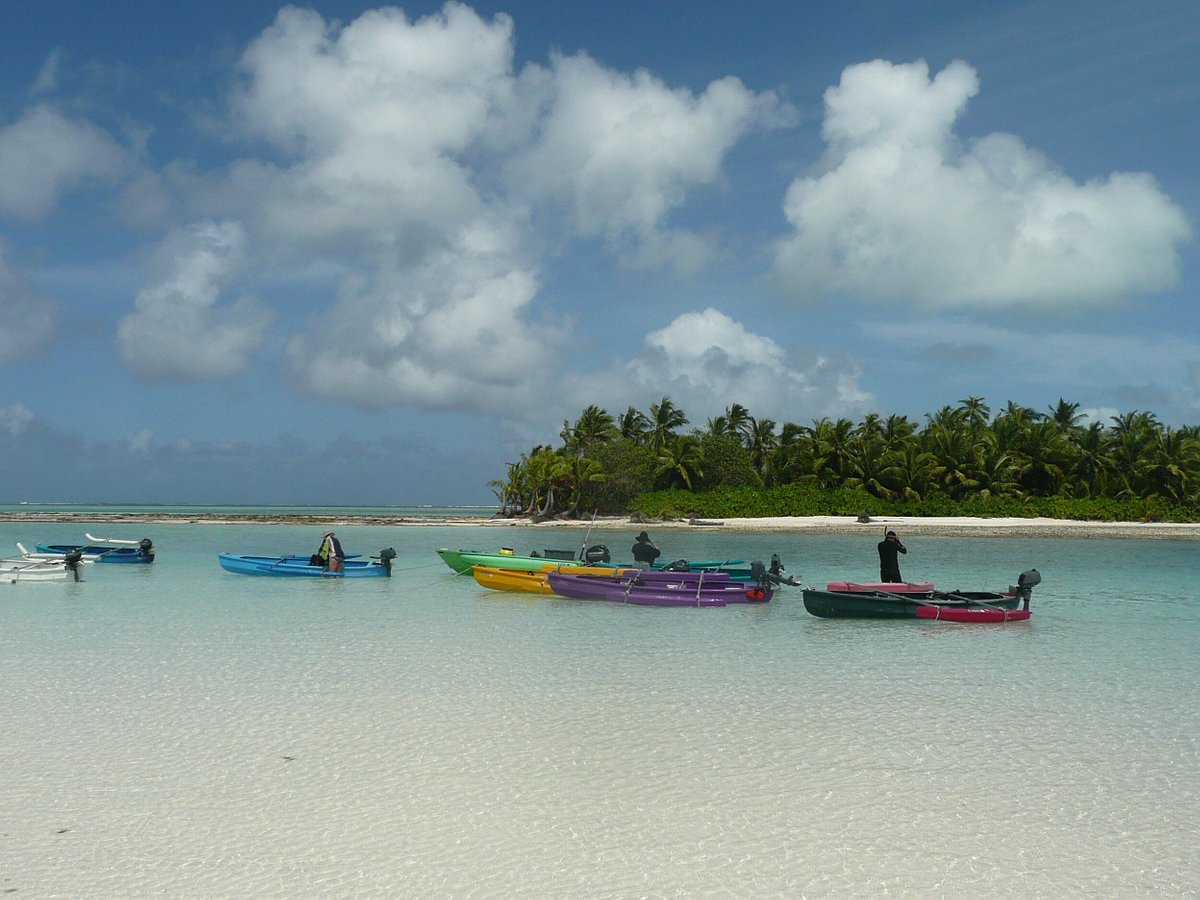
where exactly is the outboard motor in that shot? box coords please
[750,560,767,584]
[138,538,155,562]
[767,553,800,586]
[1012,568,1041,610]
[664,558,691,572]
[377,548,397,576]
[63,549,84,582]
[582,544,611,564]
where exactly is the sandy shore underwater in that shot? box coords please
[2,511,1198,540]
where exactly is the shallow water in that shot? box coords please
[2,521,1197,896]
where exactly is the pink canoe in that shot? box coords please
[916,606,1031,623]
[826,581,935,593]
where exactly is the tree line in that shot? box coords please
[489,397,1200,521]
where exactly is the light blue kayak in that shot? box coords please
[218,550,395,577]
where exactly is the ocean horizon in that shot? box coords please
[2,515,1196,896]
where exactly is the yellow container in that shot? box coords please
[499,547,514,556]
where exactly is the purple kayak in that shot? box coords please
[546,572,771,606]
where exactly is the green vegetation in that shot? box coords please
[489,397,1200,523]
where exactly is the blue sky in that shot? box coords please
[2,0,1196,505]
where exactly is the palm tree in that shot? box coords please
[745,416,778,475]
[726,403,753,445]
[1068,422,1112,498]
[1109,410,1159,497]
[618,406,651,443]
[811,417,856,480]
[968,447,1021,502]
[656,433,704,490]
[881,414,918,451]
[570,405,618,456]
[957,396,991,431]
[1139,426,1200,502]
[1008,420,1071,496]
[562,455,608,513]
[887,443,936,500]
[1048,398,1084,433]
[843,436,898,498]
[647,396,689,452]
[924,422,983,499]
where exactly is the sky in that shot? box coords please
[1,0,1197,505]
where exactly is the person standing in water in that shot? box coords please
[877,530,906,583]
[631,531,661,568]
[319,531,346,573]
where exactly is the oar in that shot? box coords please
[578,509,598,561]
[931,590,1009,612]
[84,532,141,546]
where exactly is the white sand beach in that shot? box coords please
[2,509,1197,539]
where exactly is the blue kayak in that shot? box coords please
[218,550,395,577]
[36,540,155,563]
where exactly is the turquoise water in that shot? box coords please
[2,520,1197,896]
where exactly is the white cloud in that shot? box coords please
[117,221,273,379]
[773,59,1192,308]
[573,308,871,425]
[0,245,57,361]
[201,3,788,412]
[0,105,125,219]
[284,218,558,412]
[508,53,794,273]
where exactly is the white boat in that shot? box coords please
[1,545,85,583]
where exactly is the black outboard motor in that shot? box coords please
[1012,568,1041,610]
[63,549,84,582]
[750,560,767,584]
[377,548,397,576]
[582,544,611,564]
[138,538,155,562]
[664,558,690,572]
[767,553,800,586]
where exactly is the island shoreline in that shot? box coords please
[3,511,1198,540]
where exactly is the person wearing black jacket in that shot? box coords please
[877,530,907,583]
[631,531,661,568]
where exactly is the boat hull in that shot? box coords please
[472,563,645,594]
[916,605,1031,623]
[547,572,771,606]
[1,559,76,582]
[218,553,390,577]
[36,544,154,563]
[802,588,1019,619]
[438,547,752,578]
[473,565,737,594]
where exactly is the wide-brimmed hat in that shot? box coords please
[324,531,335,537]
[636,531,650,541]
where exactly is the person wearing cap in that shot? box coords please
[877,530,907,583]
[318,530,346,573]
[631,531,660,568]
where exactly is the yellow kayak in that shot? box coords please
[473,563,638,594]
